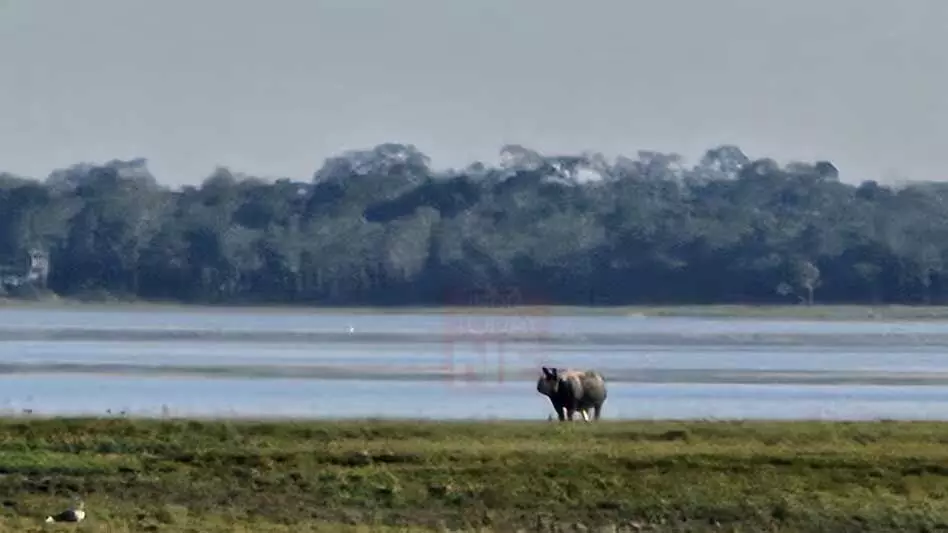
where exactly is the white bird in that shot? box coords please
[348,325,355,334]
[44,498,85,523]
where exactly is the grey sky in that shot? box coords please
[2,0,947,186]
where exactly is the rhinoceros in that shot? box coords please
[536,366,607,422]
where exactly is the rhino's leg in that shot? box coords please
[566,408,576,421]
[594,403,602,421]
[557,405,567,421]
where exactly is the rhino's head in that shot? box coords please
[536,366,561,397]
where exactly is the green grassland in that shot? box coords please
[0,418,947,532]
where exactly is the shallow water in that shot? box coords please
[3,306,948,420]
[5,374,948,421]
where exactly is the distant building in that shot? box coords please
[0,248,49,291]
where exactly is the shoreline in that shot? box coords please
[5,296,948,320]
[0,415,942,424]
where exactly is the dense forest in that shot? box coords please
[1,142,946,306]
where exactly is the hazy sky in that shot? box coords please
[2,0,947,186]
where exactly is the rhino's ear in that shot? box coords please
[541,366,554,379]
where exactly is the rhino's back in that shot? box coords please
[564,369,607,405]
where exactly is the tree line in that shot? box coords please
[1,142,946,306]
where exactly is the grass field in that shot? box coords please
[0,419,947,532]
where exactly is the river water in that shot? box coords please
[3,306,948,420]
